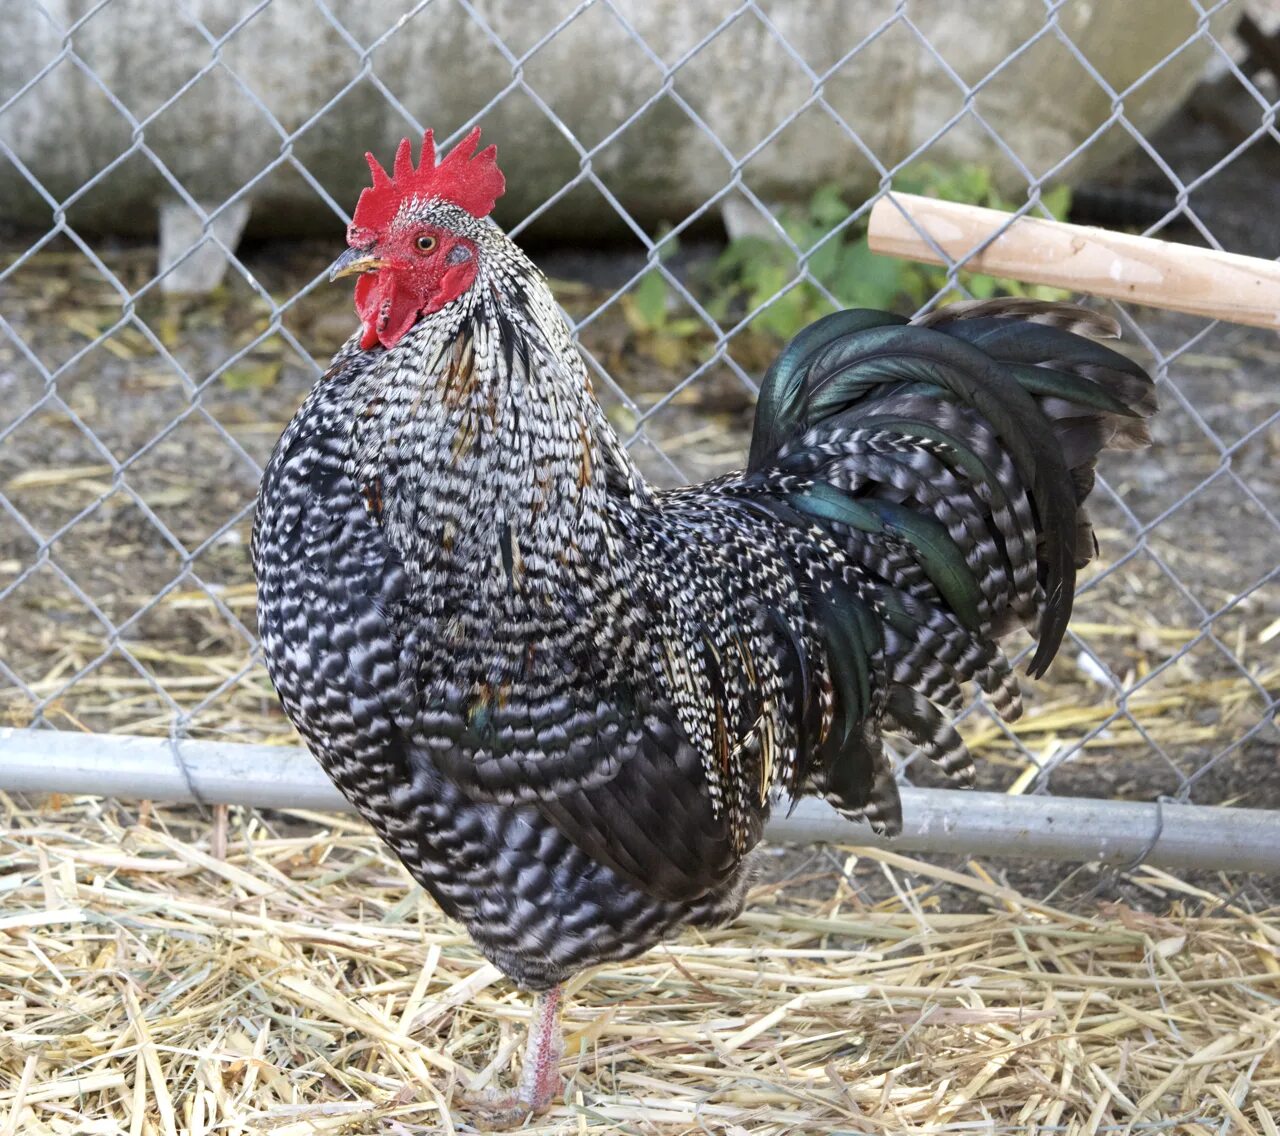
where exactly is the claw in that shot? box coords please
[456,1085,555,1131]
[454,986,565,1130]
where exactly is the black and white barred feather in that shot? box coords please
[253,199,1155,990]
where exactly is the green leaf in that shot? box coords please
[630,271,669,332]
[653,222,680,263]
[705,164,1061,342]
[703,289,734,322]
[832,237,903,309]
[754,285,812,340]
[806,231,843,283]
[783,215,821,252]
[967,272,999,300]
[746,262,789,314]
[809,183,851,229]
[1041,183,1072,221]
[712,236,773,282]
[666,317,704,337]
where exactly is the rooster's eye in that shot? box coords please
[416,235,437,253]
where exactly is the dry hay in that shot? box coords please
[1,793,1277,1135]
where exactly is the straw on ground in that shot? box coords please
[1,792,1276,1134]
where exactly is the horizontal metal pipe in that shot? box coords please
[3,727,1278,874]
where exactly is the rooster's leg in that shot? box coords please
[458,985,565,1129]
[511,985,566,1112]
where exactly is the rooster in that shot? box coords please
[253,128,1155,1125]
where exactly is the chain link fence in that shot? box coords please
[0,0,1277,844]
[2,4,1280,1133]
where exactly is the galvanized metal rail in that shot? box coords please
[4,728,1277,874]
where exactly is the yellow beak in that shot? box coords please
[329,246,389,282]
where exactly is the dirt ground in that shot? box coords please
[0,230,1275,792]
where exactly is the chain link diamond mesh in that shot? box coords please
[0,0,1276,840]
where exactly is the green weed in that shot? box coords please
[707,165,1072,342]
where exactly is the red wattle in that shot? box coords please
[355,272,423,351]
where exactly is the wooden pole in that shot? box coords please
[867,193,1280,330]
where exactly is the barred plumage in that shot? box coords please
[252,131,1156,1124]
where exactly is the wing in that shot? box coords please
[531,706,751,902]
[494,485,833,901]
[395,485,793,903]
[404,652,749,901]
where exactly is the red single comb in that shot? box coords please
[350,127,505,236]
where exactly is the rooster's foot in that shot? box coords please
[456,985,565,1130]
[456,1083,560,1131]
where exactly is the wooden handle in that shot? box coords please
[867,193,1280,330]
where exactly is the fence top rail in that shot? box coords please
[4,728,1279,875]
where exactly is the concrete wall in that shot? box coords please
[1,1,1225,238]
